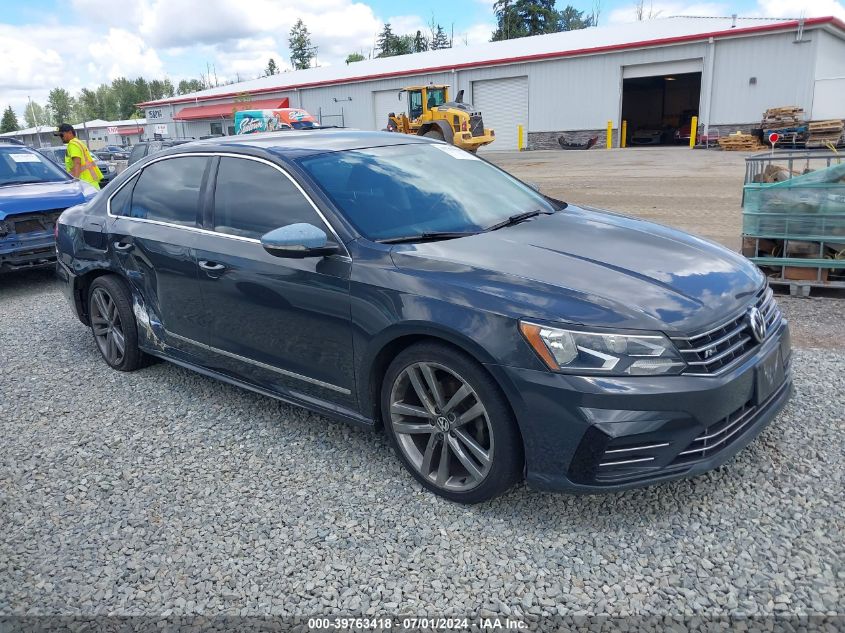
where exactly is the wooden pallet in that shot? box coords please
[719,133,765,151]
[808,119,844,133]
[762,106,805,128]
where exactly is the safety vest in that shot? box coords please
[65,137,103,189]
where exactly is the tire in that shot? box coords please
[423,129,444,141]
[381,342,523,503]
[87,275,147,372]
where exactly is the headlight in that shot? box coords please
[519,321,686,376]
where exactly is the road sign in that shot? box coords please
[768,132,780,145]
[154,124,167,135]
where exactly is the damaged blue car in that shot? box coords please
[0,145,98,273]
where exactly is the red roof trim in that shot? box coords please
[117,127,144,135]
[173,97,289,120]
[138,17,844,108]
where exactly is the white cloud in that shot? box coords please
[754,0,845,19]
[460,22,497,46]
[88,28,165,82]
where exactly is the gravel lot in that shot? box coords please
[1,270,843,623]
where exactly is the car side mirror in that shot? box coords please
[260,223,338,259]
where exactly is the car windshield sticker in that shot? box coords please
[432,145,479,160]
[9,153,42,163]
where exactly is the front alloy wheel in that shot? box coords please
[390,361,494,492]
[382,343,523,503]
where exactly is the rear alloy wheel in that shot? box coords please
[382,343,523,503]
[88,276,146,372]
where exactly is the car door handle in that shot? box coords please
[199,260,226,272]
[113,241,133,251]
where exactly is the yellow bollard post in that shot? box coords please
[689,115,698,148]
[606,120,613,149]
[518,125,524,151]
[621,120,627,148]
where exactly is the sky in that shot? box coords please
[1,0,843,123]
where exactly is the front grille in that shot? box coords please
[469,114,484,137]
[671,377,788,466]
[672,399,757,465]
[672,286,781,375]
[8,210,64,235]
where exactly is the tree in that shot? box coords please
[149,78,175,100]
[289,19,316,70]
[558,5,594,31]
[1,106,20,133]
[634,0,661,20]
[177,79,205,95]
[24,101,51,128]
[492,0,559,41]
[47,88,74,123]
[265,58,279,76]
[430,24,450,50]
[345,52,365,64]
[376,23,396,57]
[413,30,429,53]
[394,34,415,56]
[111,77,141,119]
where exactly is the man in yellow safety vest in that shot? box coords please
[55,123,103,190]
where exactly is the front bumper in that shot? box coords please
[0,231,56,272]
[488,319,793,492]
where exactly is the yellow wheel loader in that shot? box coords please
[384,84,495,152]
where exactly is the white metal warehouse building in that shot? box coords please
[138,15,845,151]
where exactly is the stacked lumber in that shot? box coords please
[719,132,765,151]
[806,119,844,148]
[762,106,804,129]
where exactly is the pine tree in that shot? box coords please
[289,19,316,70]
[265,58,279,76]
[413,30,429,53]
[431,25,450,49]
[558,5,594,30]
[1,106,20,133]
[376,23,396,57]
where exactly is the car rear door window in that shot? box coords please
[129,157,209,227]
[212,157,327,239]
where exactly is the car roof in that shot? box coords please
[171,129,432,158]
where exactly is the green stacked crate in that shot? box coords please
[742,155,845,290]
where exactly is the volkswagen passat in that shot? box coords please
[56,131,792,503]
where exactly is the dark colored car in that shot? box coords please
[1,145,97,272]
[127,139,192,165]
[95,145,130,161]
[37,145,116,189]
[55,131,793,503]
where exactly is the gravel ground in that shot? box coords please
[1,270,843,623]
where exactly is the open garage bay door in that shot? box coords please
[472,77,528,151]
[373,89,401,131]
[621,60,702,147]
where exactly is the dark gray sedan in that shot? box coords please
[55,131,792,503]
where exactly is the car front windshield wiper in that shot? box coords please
[484,209,554,232]
[378,230,479,244]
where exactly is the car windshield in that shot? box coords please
[297,143,558,241]
[0,146,71,186]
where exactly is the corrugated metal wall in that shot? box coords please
[709,31,817,124]
[812,30,845,120]
[144,27,839,139]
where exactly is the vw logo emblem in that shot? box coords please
[747,307,767,343]
[435,416,451,432]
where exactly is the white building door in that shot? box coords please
[472,76,528,151]
[373,89,402,130]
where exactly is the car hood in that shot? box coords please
[0,180,97,219]
[389,206,764,335]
